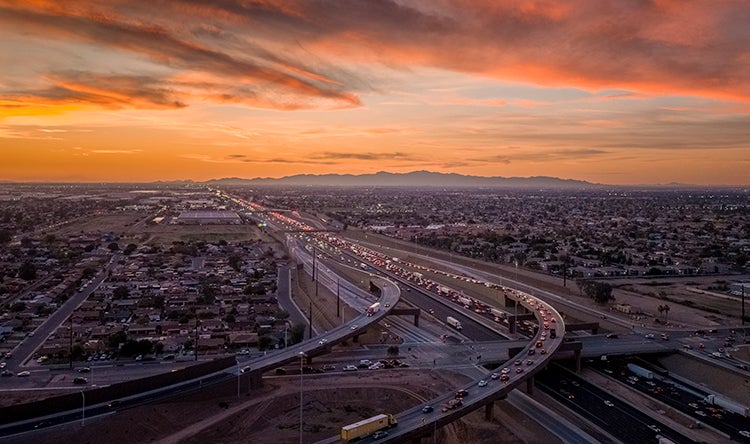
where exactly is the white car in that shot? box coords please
[16,371,31,377]
[604,400,614,407]
[343,365,358,371]
[478,380,488,387]
[318,338,328,345]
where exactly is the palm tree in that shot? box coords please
[663,304,670,321]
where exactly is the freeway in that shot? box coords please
[316,291,566,443]
[536,364,695,444]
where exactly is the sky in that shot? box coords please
[1,0,749,185]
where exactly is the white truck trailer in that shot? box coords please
[447,316,463,330]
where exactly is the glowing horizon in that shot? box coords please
[1,1,749,185]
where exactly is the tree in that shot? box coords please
[107,242,120,251]
[290,323,305,344]
[228,255,242,272]
[113,285,130,300]
[123,243,137,255]
[257,334,273,351]
[107,330,128,349]
[18,261,37,280]
[577,279,614,304]
[0,229,12,244]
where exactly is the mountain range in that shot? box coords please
[206,171,601,188]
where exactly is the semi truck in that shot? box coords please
[457,295,472,307]
[703,394,750,417]
[447,316,463,330]
[627,363,654,380]
[341,413,397,441]
[367,302,380,316]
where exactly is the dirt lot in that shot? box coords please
[7,369,528,444]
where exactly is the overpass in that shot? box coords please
[316,289,566,443]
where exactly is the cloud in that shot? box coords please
[182,0,750,102]
[91,149,142,154]
[313,151,418,161]
[0,1,363,112]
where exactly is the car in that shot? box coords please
[540,349,547,354]
[1,370,12,377]
[384,303,391,308]
[527,349,535,356]
[644,333,655,339]
[490,373,499,380]
[687,402,699,409]
[318,338,328,345]
[535,341,543,348]
[422,405,434,413]
[515,367,524,373]
[275,367,287,375]
[350,324,358,330]
[73,377,88,384]
[500,375,510,382]
[501,367,510,374]
[343,365,358,371]
[16,371,30,377]
[77,367,91,373]
[372,430,388,439]
[0,362,5,369]
[514,360,522,366]
[478,380,488,387]
[428,309,435,315]
[526,360,534,366]
[604,400,614,407]
[740,431,750,438]
[695,410,707,417]
[454,389,469,399]
[648,425,661,433]
[606,333,618,339]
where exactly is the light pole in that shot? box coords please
[299,352,306,444]
[236,358,241,398]
[80,391,85,426]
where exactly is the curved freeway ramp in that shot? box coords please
[316,291,565,444]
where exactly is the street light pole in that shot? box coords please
[80,391,85,426]
[236,358,240,398]
[299,352,306,444]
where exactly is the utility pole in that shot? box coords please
[337,278,341,318]
[69,316,73,370]
[194,317,199,361]
[308,301,313,339]
[311,247,316,282]
[743,284,746,326]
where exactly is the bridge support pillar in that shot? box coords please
[504,295,516,308]
[574,349,581,372]
[509,318,516,334]
[413,311,420,327]
[352,334,360,343]
[526,376,534,395]
[484,401,494,420]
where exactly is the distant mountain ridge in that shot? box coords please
[206,171,601,188]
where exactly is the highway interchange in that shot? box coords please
[2,195,750,444]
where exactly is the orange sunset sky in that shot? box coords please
[1,0,749,185]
